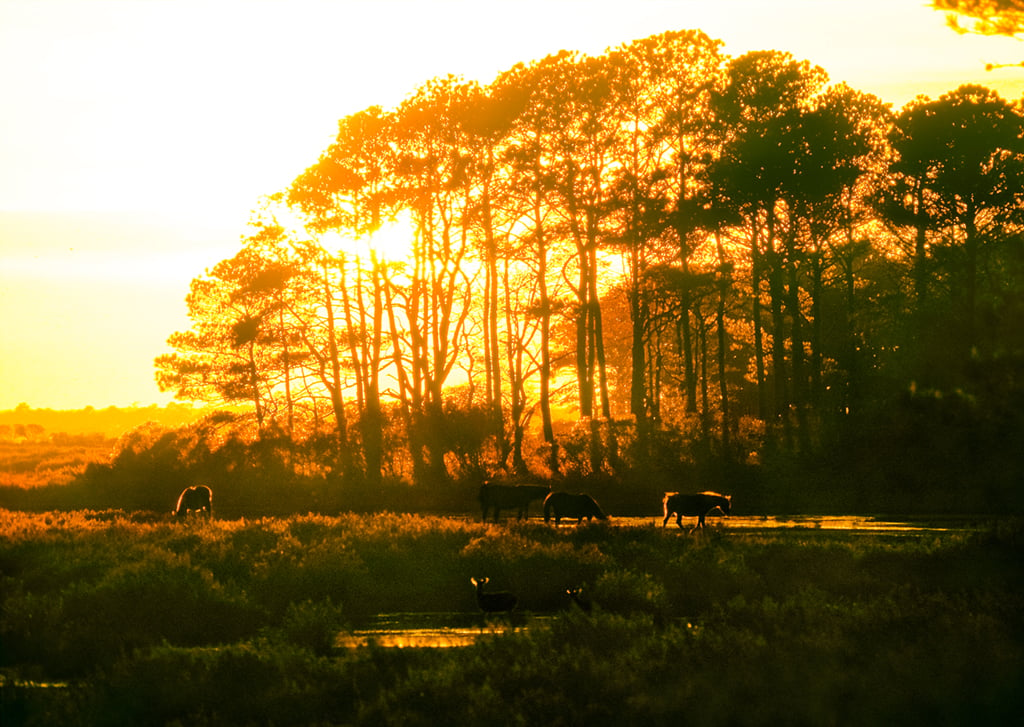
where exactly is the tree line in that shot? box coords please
[0,403,204,440]
[155,30,1024,509]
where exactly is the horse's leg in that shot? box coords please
[675,513,683,529]
[662,511,671,527]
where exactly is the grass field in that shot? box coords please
[1,509,1021,726]
[0,443,111,490]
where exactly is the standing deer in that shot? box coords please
[567,586,593,613]
[470,577,518,613]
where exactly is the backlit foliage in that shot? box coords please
[155,29,1024,504]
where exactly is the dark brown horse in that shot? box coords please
[478,483,551,522]
[543,491,608,525]
[662,491,731,530]
[173,485,213,519]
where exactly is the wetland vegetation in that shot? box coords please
[1,509,1021,726]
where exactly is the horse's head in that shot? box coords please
[721,495,732,515]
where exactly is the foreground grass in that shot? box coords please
[0,510,1021,726]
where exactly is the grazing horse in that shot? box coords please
[543,491,608,525]
[173,485,213,519]
[478,483,551,522]
[662,491,731,530]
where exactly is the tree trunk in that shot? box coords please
[360,254,386,491]
[538,228,559,475]
[750,214,769,421]
[504,260,529,474]
[480,157,506,459]
[589,242,612,421]
[383,269,426,485]
[765,210,792,447]
[964,209,979,351]
[322,260,353,475]
[628,242,647,420]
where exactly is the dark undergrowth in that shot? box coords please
[1,510,1021,726]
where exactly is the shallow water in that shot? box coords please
[618,514,970,532]
[467,513,976,533]
[337,612,544,649]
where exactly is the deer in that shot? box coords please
[567,586,593,614]
[470,577,518,614]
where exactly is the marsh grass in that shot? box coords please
[0,443,111,491]
[0,509,1021,725]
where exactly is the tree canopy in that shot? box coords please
[934,0,1024,36]
[155,28,1024,513]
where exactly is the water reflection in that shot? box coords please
[616,515,968,533]
[337,612,539,649]
[338,626,486,648]
[726,515,957,532]
[0,676,69,689]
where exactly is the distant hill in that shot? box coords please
[0,403,209,440]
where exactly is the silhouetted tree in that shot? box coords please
[154,26,1024,511]
[878,85,1024,383]
[710,50,829,445]
[934,0,1024,37]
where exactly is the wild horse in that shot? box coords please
[173,485,213,519]
[478,483,551,522]
[543,491,608,525]
[662,491,731,530]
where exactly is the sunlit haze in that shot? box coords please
[2,0,1022,410]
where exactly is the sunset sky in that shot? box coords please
[2,0,1023,411]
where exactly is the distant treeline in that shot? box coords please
[0,403,207,440]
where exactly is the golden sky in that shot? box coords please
[2,0,1022,410]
